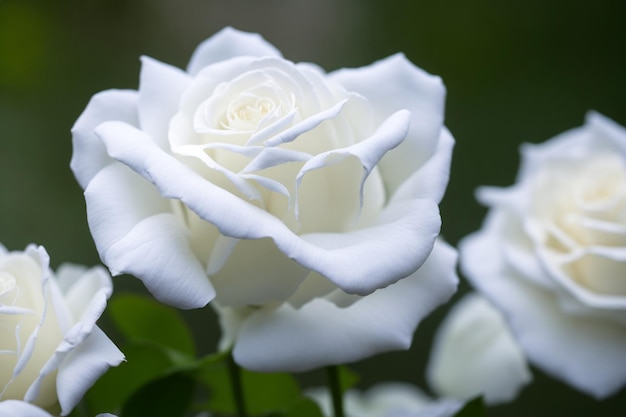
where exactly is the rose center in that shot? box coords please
[537,154,626,296]
[222,96,276,131]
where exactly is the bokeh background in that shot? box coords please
[1,0,625,415]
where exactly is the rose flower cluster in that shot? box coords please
[1,27,623,417]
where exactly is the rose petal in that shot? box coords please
[388,126,454,205]
[85,159,213,308]
[104,213,215,309]
[70,90,139,189]
[461,228,626,399]
[254,98,349,147]
[588,110,626,154]
[427,293,531,405]
[232,240,458,371]
[330,53,446,195]
[295,109,410,217]
[138,56,190,148]
[56,266,112,326]
[209,237,309,307]
[96,120,443,296]
[0,401,55,417]
[84,162,171,255]
[55,327,124,415]
[24,260,120,412]
[187,27,282,76]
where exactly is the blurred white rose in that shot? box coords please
[71,27,457,371]
[308,383,462,417]
[460,112,626,398]
[427,293,531,404]
[0,244,124,415]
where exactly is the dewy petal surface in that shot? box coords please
[232,240,458,372]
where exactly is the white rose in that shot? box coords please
[307,383,462,417]
[71,27,457,371]
[426,293,531,404]
[0,244,124,415]
[460,112,626,398]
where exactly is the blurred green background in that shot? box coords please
[1,0,625,415]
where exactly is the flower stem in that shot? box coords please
[228,352,248,417]
[326,365,345,417]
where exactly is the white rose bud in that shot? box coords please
[71,27,457,371]
[0,244,123,415]
[460,112,626,398]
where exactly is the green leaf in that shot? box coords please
[85,343,175,414]
[452,396,487,417]
[194,352,305,415]
[337,366,359,393]
[242,371,301,414]
[281,397,325,417]
[193,351,233,413]
[121,372,196,417]
[108,293,196,359]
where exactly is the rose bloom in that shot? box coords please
[0,244,123,415]
[427,293,531,405]
[460,112,626,398]
[71,27,457,371]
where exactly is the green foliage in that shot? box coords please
[337,366,359,393]
[273,397,325,417]
[194,351,323,417]
[120,372,196,417]
[108,293,196,359]
[89,296,324,417]
[453,396,487,417]
[86,294,200,415]
[85,343,176,413]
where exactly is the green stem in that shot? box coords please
[228,352,249,417]
[326,366,345,417]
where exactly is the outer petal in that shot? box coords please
[24,262,123,414]
[389,127,454,205]
[138,56,190,149]
[104,213,216,309]
[187,27,282,76]
[460,224,626,398]
[232,240,458,372]
[330,53,446,195]
[96,120,442,296]
[85,162,214,308]
[0,401,55,417]
[70,90,139,189]
[55,327,124,416]
[427,293,531,405]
